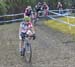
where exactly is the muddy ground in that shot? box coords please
[0,21,75,67]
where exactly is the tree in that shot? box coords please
[0,0,74,14]
[0,0,9,15]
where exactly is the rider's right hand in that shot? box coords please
[33,34,36,40]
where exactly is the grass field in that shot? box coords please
[60,17,75,24]
[44,17,75,35]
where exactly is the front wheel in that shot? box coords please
[32,19,37,26]
[25,42,32,63]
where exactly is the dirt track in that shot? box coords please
[0,21,75,67]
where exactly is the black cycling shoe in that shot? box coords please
[20,48,25,56]
[20,51,24,56]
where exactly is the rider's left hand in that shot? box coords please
[33,34,36,40]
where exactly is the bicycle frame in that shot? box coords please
[23,35,32,62]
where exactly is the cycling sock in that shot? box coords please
[19,48,23,52]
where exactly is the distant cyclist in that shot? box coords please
[42,2,49,16]
[34,2,42,18]
[24,6,33,17]
[24,6,36,24]
[19,16,36,56]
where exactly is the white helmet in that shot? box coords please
[27,6,31,9]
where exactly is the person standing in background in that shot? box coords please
[57,2,63,14]
[42,2,49,16]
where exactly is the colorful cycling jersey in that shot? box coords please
[20,21,33,33]
[57,4,62,8]
[43,4,49,10]
[57,2,63,9]
[24,8,32,17]
[35,5,42,12]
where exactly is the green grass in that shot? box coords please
[44,17,75,35]
[59,17,75,24]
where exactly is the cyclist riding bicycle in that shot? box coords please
[42,2,49,16]
[34,2,42,18]
[57,2,63,14]
[24,6,33,17]
[19,16,36,56]
[24,6,35,24]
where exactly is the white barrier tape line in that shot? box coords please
[70,24,75,26]
[66,16,75,18]
[50,9,68,12]
[48,16,70,24]
[50,9,75,11]
[49,11,75,26]
[0,11,44,18]
[48,15,61,17]
[0,15,58,23]
[0,9,72,17]
[38,15,44,17]
[0,13,24,17]
[67,9,75,11]
[0,18,23,23]
[49,10,70,16]
[47,15,75,26]
[49,10,75,19]
[0,9,74,17]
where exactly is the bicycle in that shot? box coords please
[21,33,34,63]
[31,12,37,26]
[43,10,49,16]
